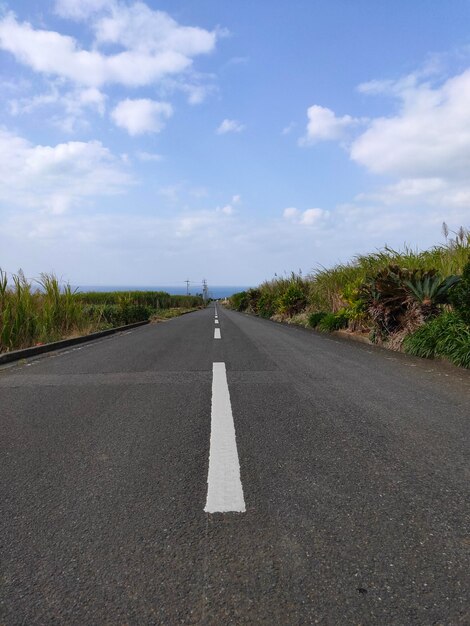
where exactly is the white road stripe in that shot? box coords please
[214,328,221,339]
[215,319,219,324]
[205,362,245,513]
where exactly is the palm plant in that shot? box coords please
[404,273,460,317]
[359,265,460,340]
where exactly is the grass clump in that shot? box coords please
[316,311,349,332]
[0,270,204,353]
[308,312,327,328]
[226,225,470,367]
[403,312,470,368]
[449,256,470,324]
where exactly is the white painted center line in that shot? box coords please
[214,328,221,339]
[205,362,246,513]
[215,319,219,324]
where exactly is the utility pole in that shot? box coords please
[202,278,209,304]
[185,279,190,295]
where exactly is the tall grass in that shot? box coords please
[309,229,470,313]
[77,290,202,309]
[0,270,96,352]
[0,271,204,353]
[228,226,470,320]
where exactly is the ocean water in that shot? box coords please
[73,285,253,299]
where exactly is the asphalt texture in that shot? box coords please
[1,304,469,625]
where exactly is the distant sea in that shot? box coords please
[73,285,253,299]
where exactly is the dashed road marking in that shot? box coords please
[214,328,221,339]
[205,362,245,513]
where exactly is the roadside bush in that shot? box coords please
[308,312,327,328]
[276,282,308,316]
[403,312,470,368]
[245,288,261,313]
[317,311,349,332]
[77,291,203,309]
[257,291,276,318]
[449,257,470,324]
[230,291,249,312]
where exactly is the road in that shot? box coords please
[1,303,469,625]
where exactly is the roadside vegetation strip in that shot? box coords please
[226,225,470,369]
[205,362,246,514]
[151,307,201,321]
[0,268,204,354]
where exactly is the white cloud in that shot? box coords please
[219,205,234,215]
[283,206,329,226]
[0,9,218,88]
[78,88,106,115]
[177,201,236,236]
[282,122,296,135]
[55,0,113,20]
[111,99,173,135]
[0,128,132,214]
[299,105,358,145]
[9,85,106,133]
[283,207,300,220]
[216,118,245,134]
[231,194,241,204]
[92,2,216,57]
[341,64,470,217]
[351,68,470,179]
[157,75,217,105]
[136,151,163,162]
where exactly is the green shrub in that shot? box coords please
[257,291,276,318]
[402,319,440,359]
[230,291,249,312]
[449,256,470,324]
[276,283,308,316]
[317,311,349,332]
[308,312,327,328]
[403,312,470,368]
[76,290,203,309]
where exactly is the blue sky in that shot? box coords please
[1,0,470,287]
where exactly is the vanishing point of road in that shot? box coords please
[1,304,469,624]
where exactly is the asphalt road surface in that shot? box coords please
[1,304,469,625]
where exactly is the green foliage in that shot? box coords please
[308,312,327,328]
[229,272,310,319]
[77,290,202,309]
[309,229,470,313]
[317,311,349,332]
[403,312,470,368]
[404,273,460,308]
[229,291,249,312]
[0,270,203,353]
[358,265,460,338]
[256,291,276,318]
[276,282,308,316]
[359,265,414,337]
[449,256,470,324]
[151,307,199,320]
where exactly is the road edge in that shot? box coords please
[224,307,470,379]
[0,320,150,365]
